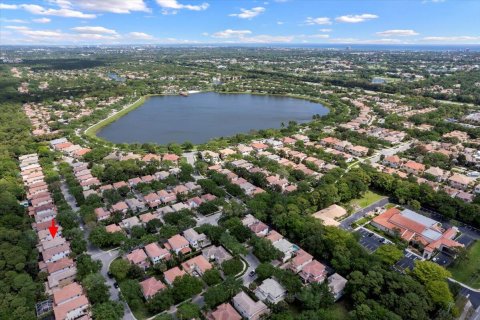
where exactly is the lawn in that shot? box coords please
[448,240,480,289]
[349,190,385,210]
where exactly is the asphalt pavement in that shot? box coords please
[339,197,389,231]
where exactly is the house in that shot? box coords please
[167,234,191,254]
[265,230,283,243]
[53,295,89,320]
[424,167,448,182]
[172,202,190,212]
[209,303,242,320]
[448,173,474,190]
[249,221,269,237]
[173,185,189,195]
[139,212,157,224]
[383,155,402,168]
[144,192,161,208]
[105,224,123,234]
[328,273,348,301]
[371,208,464,259]
[200,151,220,163]
[163,267,186,286]
[47,267,77,291]
[202,245,233,265]
[242,214,257,227]
[183,228,210,249]
[95,207,110,221]
[289,249,313,273]
[232,291,270,320]
[219,148,237,159]
[144,242,170,264]
[312,204,347,227]
[140,277,166,299]
[126,249,150,270]
[53,282,83,306]
[128,177,142,187]
[111,201,128,213]
[120,216,141,229]
[347,145,369,157]
[126,198,146,212]
[181,255,213,276]
[255,278,287,304]
[43,243,71,263]
[402,160,425,175]
[299,260,327,284]
[46,257,75,276]
[272,238,295,262]
[187,196,203,208]
[39,237,67,253]
[162,153,180,164]
[251,142,269,152]
[237,144,254,156]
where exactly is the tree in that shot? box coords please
[298,282,334,310]
[171,275,203,303]
[426,280,454,308]
[76,254,102,281]
[374,245,403,266]
[250,236,284,262]
[202,269,222,286]
[176,302,200,320]
[109,259,130,281]
[255,263,276,281]
[221,258,244,276]
[119,280,143,311]
[413,261,451,284]
[82,273,110,304]
[92,301,124,320]
[147,289,174,313]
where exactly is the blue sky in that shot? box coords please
[0,0,479,45]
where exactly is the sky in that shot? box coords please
[0,0,479,45]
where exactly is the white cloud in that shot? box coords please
[21,4,97,18]
[319,28,332,32]
[0,18,28,23]
[210,29,293,43]
[229,7,265,19]
[239,34,294,43]
[127,32,154,40]
[71,26,117,34]
[305,17,332,25]
[0,3,18,9]
[156,0,208,12]
[335,14,378,23]
[277,21,284,25]
[422,36,480,42]
[307,34,330,39]
[212,29,252,38]
[328,37,406,44]
[74,0,150,14]
[376,29,419,37]
[33,18,51,23]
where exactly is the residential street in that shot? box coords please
[339,197,389,231]
[241,250,260,286]
[59,176,136,320]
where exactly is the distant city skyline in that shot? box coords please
[0,0,479,45]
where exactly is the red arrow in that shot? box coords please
[49,219,58,239]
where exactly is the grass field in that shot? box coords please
[84,96,146,138]
[448,240,480,289]
[349,190,385,209]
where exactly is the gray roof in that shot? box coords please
[400,209,438,228]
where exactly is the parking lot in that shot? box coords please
[432,252,454,267]
[356,227,390,253]
[456,234,475,247]
[395,251,421,272]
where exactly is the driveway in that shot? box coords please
[340,197,389,231]
[241,251,260,286]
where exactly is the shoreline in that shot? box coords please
[82,90,330,144]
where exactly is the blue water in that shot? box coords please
[97,92,328,145]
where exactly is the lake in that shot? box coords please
[97,92,328,145]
